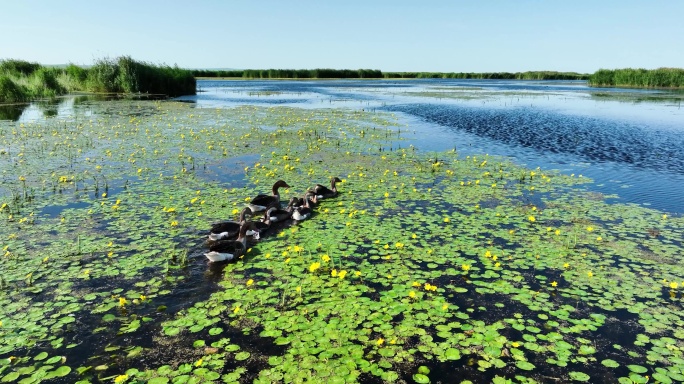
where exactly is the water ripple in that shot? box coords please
[386,103,684,175]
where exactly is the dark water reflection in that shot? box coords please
[0,94,167,122]
[387,103,684,174]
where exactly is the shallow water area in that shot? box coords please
[1,80,683,384]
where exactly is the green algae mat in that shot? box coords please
[0,101,683,383]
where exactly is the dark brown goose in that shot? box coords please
[248,180,290,213]
[208,207,251,242]
[292,192,317,221]
[204,221,255,262]
[313,176,342,199]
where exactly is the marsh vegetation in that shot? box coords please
[589,68,684,89]
[0,99,682,383]
[0,57,195,103]
[192,69,588,81]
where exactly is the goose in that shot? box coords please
[204,221,255,262]
[313,177,342,199]
[208,207,251,242]
[264,205,293,223]
[249,209,273,238]
[287,191,319,210]
[247,180,290,213]
[292,192,317,221]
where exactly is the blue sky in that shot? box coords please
[2,0,682,73]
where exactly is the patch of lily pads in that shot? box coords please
[0,101,682,383]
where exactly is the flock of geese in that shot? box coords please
[203,177,342,262]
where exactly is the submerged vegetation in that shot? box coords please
[193,68,589,80]
[0,57,196,103]
[589,68,684,88]
[0,100,682,383]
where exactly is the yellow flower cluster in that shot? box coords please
[309,262,321,273]
[424,283,437,291]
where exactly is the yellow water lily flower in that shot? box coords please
[309,262,321,273]
[462,264,470,271]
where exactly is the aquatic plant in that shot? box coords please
[384,70,589,80]
[0,75,28,102]
[192,68,588,80]
[0,56,196,103]
[0,59,41,76]
[589,67,684,88]
[0,102,681,383]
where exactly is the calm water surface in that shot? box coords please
[5,79,684,213]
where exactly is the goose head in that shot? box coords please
[272,180,291,195]
[330,176,342,190]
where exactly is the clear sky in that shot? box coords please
[1,0,682,73]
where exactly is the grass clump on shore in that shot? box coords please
[589,67,684,88]
[0,56,196,103]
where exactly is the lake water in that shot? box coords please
[181,79,684,214]
[5,79,684,213]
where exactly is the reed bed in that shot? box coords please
[193,68,588,80]
[589,67,684,88]
[0,57,196,103]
